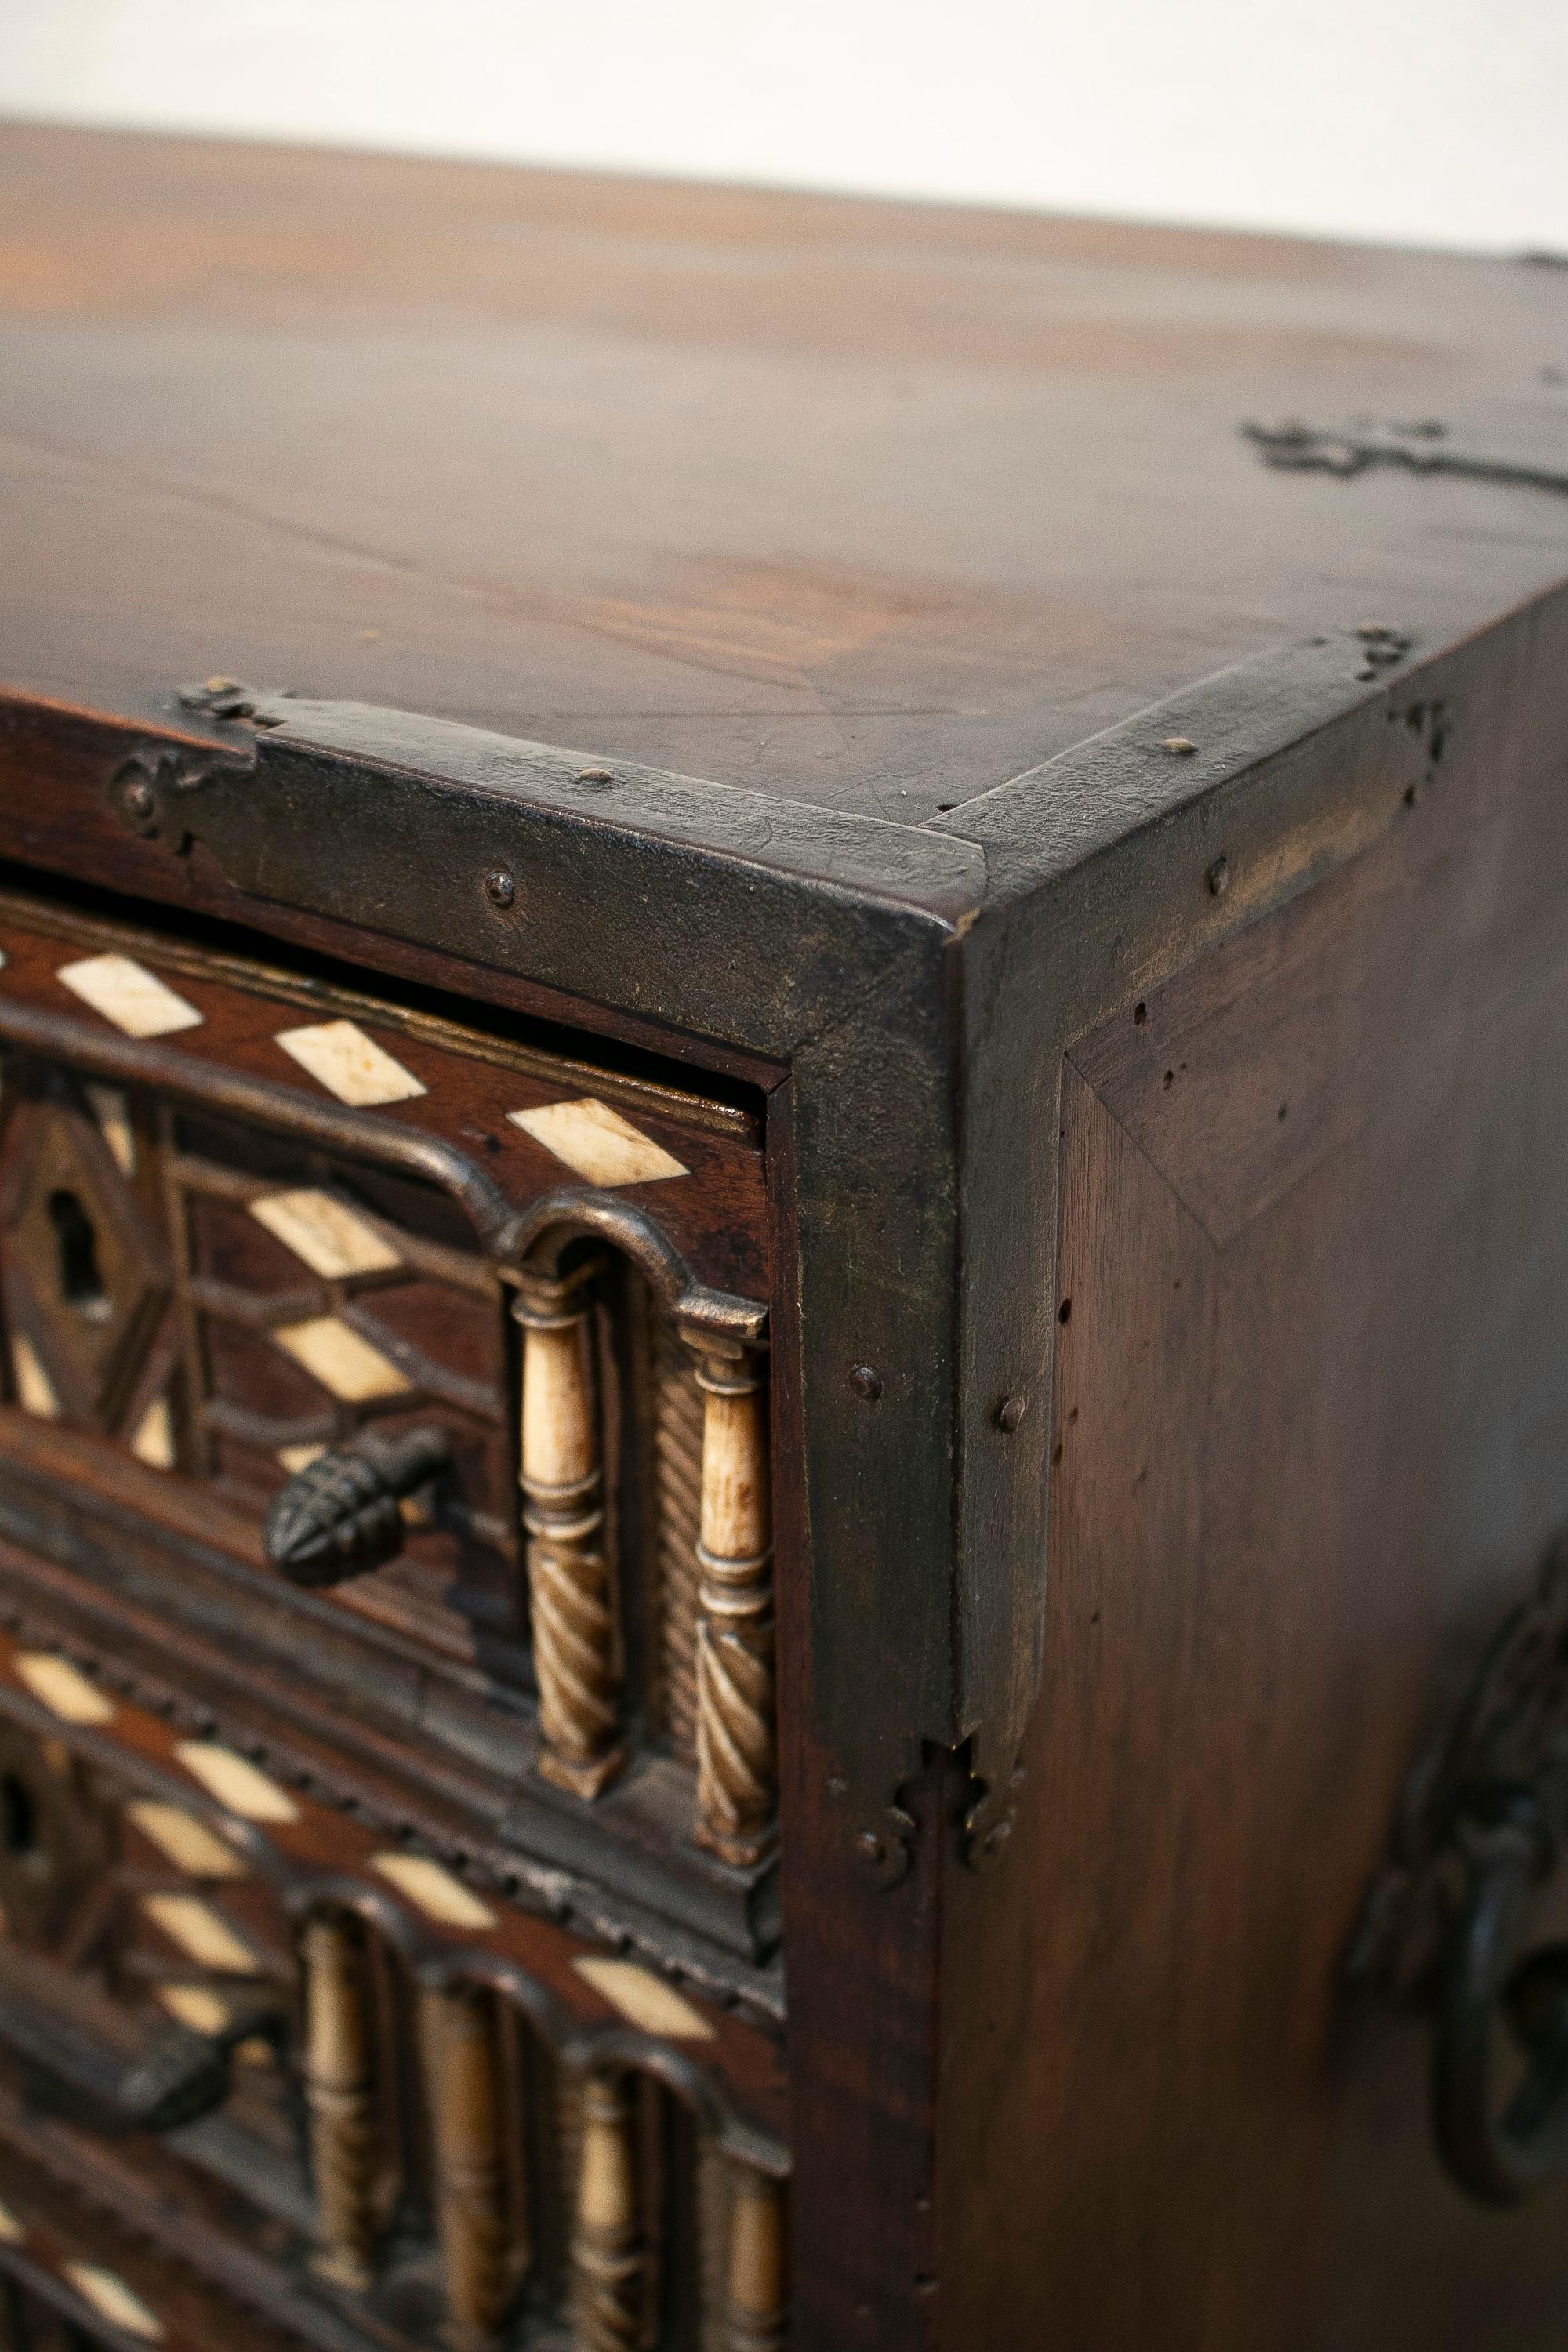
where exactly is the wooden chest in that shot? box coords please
[2,122,1568,2350]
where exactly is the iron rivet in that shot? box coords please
[850,1364,883,1401]
[855,1828,886,1866]
[484,869,516,909]
[1356,622,1392,641]
[996,1395,1026,1434]
[1207,855,1230,897]
[1161,735,1197,755]
[122,778,155,819]
[577,768,614,784]
[826,1774,848,1800]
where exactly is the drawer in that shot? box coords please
[0,1632,788,2351]
[0,890,780,1960]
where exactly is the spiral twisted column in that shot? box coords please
[302,1911,376,2291]
[688,1338,776,1865]
[423,1982,514,2347]
[724,2162,789,2352]
[571,2071,643,2350]
[514,1260,624,1798]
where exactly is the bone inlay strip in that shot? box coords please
[573,1957,716,2042]
[56,953,203,1038]
[371,1852,499,1929]
[62,2264,165,2342]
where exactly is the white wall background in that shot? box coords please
[2,0,1566,255]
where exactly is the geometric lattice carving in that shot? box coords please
[0,1094,168,1429]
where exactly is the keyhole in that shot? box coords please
[0,1773,38,1856]
[47,1189,109,1319]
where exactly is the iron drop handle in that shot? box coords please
[264,1426,452,1588]
[119,1999,288,2132]
[1353,1531,1568,2205]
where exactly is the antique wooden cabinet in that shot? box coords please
[2,122,1568,2350]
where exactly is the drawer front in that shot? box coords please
[0,889,781,1954]
[0,1629,788,2351]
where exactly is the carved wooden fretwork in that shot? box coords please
[514,1260,625,1799]
[301,1911,377,2291]
[687,1338,776,1866]
[572,2071,643,2350]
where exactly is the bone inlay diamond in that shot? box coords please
[249,1187,402,1279]
[140,1891,256,1972]
[57,953,203,1039]
[85,1082,136,1174]
[274,1019,426,1106]
[15,1652,116,1726]
[63,2266,165,2343]
[9,1334,59,1419]
[572,1957,716,2041]
[129,1395,176,1469]
[508,1097,689,1187]
[273,1316,412,1400]
[371,1852,498,1929]
[127,1800,245,1879]
[174,1741,299,1823]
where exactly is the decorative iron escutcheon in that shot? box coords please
[1351,1531,1568,2203]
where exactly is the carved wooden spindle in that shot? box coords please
[514,1261,624,1798]
[302,1912,376,2291]
[423,1983,513,2347]
[689,1339,776,1864]
[724,2163,789,2352]
[571,2071,642,2350]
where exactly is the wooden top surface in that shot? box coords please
[3,123,1566,826]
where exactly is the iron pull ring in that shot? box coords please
[1433,1809,1568,2204]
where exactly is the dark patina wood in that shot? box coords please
[0,119,1566,2350]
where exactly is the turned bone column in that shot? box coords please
[572,2071,643,2350]
[724,2163,789,2352]
[688,1338,775,1864]
[302,1911,376,2290]
[514,1260,624,1798]
[423,1983,513,2346]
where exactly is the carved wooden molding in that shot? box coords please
[301,1911,376,2292]
[514,1260,625,1800]
[688,1338,776,1867]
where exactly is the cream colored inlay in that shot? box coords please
[127,1801,246,1879]
[129,1395,176,1470]
[507,1097,688,1188]
[277,1440,326,1475]
[156,1983,232,2036]
[86,1082,136,1175]
[173,1740,300,1824]
[15,1651,115,1726]
[274,1019,426,1107]
[370,1852,497,1930]
[0,2194,23,2243]
[9,1333,59,1419]
[273,1316,412,1402]
[140,1892,256,1973]
[249,1187,403,1280]
[63,2264,165,2342]
[572,1956,717,2041]
[57,953,202,1040]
